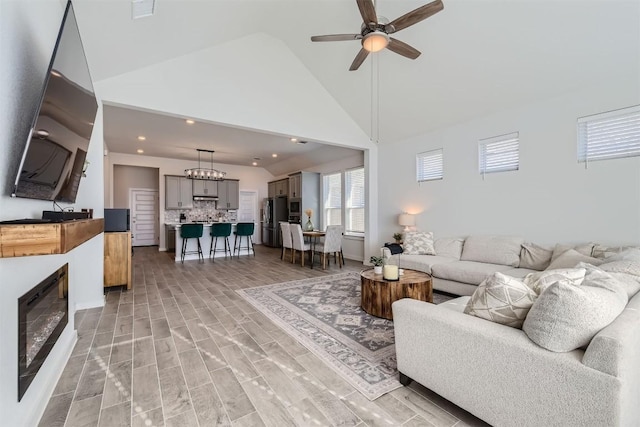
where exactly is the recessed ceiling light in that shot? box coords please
[290,138,298,142]
[50,70,62,78]
[35,129,50,138]
[137,135,146,141]
[252,162,258,166]
[272,154,278,158]
[137,149,144,154]
[186,119,195,125]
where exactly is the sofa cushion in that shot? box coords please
[519,242,553,271]
[546,249,603,270]
[464,273,538,328]
[403,231,436,255]
[439,296,470,313]
[460,235,524,267]
[434,237,464,259]
[576,261,640,299]
[389,254,457,275]
[522,268,628,352]
[523,267,587,295]
[431,261,513,285]
[551,242,596,262]
[598,248,640,277]
[592,244,638,260]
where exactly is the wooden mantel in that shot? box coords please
[0,218,103,258]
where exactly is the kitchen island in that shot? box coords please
[167,222,254,262]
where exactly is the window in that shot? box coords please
[578,105,640,163]
[479,132,519,175]
[345,168,365,234]
[416,149,443,182]
[322,172,341,227]
[322,167,365,235]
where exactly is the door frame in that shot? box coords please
[238,190,259,243]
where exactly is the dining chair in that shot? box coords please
[180,223,204,263]
[290,223,312,267]
[315,225,344,269]
[280,221,293,262]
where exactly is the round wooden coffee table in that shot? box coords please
[360,268,433,320]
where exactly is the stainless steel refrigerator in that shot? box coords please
[262,197,288,247]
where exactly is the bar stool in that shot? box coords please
[209,222,232,261]
[180,223,204,263]
[234,222,255,258]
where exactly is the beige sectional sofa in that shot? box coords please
[387,235,640,426]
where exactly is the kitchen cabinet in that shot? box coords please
[104,232,132,290]
[192,180,218,197]
[217,179,239,210]
[274,179,288,197]
[288,173,301,198]
[165,175,193,209]
[268,181,277,198]
[166,225,176,251]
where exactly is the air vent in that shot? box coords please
[297,140,308,144]
[132,0,155,19]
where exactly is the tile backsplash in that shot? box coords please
[165,200,237,223]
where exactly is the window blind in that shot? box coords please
[479,132,519,175]
[345,168,365,233]
[322,173,342,227]
[578,106,640,163]
[416,149,443,182]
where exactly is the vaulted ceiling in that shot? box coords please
[73,0,640,170]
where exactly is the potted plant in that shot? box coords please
[393,232,403,243]
[370,256,384,274]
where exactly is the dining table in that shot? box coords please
[302,230,325,269]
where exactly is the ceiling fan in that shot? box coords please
[311,0,444,71]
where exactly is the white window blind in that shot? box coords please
[416,149,443,182]
[578,106,640,163]
[322,173,342,227]
[345,168,365,234]
[479,132,519,175]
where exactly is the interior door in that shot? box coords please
[130,188,159,246]
[238,190,258,242]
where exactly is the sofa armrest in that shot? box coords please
[392,298,621,427]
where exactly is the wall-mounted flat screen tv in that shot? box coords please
[12,0,98,203]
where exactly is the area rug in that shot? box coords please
[237,271,453,400]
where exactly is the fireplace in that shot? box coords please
[18,264,68,401]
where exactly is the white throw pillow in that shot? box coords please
[524,268,586,295]
[520,242,553,271]
[598,248,640,278]
[460,235,524,267]
[434,237,464,259]
[576,262,640,299]
[545,249,603,270]
[550,243,596,262]
[522,269,628,352]
[403,231,436,255]
[464,272,538,329]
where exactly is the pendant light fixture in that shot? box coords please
[184,149,227,180]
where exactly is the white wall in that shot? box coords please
[113,164,159,208]
[107,152,274,248]
[0,0,105,424]
[378,81,640,247]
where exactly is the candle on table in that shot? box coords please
[383,264,399,280]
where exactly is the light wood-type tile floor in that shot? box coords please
[39,245,488,427]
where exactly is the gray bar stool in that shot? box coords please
[210,222,232,261]
[234,222,255,258]
[180,223,203,263]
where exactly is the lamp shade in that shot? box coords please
[398,213,415,227]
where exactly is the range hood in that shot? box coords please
[193,195,218,201]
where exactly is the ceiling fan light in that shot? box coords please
[362,31,389,53]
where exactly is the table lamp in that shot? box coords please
[398,213,415,232]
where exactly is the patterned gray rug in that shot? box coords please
[237,271,453,400]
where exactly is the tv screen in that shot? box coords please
[12,0,98,203]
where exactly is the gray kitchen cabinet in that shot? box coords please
[165,175,193,209]
[268,181,277,198]
[288,173,301,198]
[217,179,239,210]
[274,179,288,197]
[192,180,218,197]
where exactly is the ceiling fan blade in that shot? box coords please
[356,0,378,26]
[311,34,362,42]
[387,38,421,59]
[387,0,444,34]
[349,48,370,71]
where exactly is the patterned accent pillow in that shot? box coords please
[464,272,538,329]
[524,267,586,295]
[403,231,435,255]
